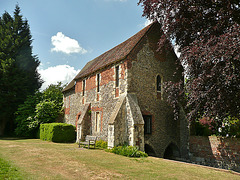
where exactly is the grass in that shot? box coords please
[0,138,239,179]
[0,156,24,179]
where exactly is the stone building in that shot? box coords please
[62,22,188,159]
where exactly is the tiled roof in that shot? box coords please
[74,22,155,80]
[62,22,156,92]
[62,79,75,92]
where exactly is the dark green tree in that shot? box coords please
[15,83,64,137]
[0,5,42,136]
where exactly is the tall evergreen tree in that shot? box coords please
[0,5,42,136]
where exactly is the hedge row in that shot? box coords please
[40,123,76,143]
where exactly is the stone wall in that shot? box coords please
[63,62,129,142]
[189,136,240,172]
[127,23,188,158]
[63,23,188,158]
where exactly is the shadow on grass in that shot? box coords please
[0,137,36,141]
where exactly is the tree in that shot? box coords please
[138,0,240,135]
[0,5,42,136]
[15,83,64,137]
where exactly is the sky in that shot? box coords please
[0,0,152,90]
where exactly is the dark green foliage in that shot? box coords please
[96,139,108,149]
[0,157,23,179]
[15,83,64,137]
[14,92,42,137]
[0,5,42,136]
[107,145,148,158]
[40,123,76,143]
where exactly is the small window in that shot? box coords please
[143,115,152,134]
[96,112,101,132]
[97,73,100,93]
[115,66,119,88]
[83,79,86,96]
[157,75,162,92]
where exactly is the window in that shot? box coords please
[97,73,100,93]
[83,79,85,96]
[115,65,119,88]
[143,115,152,134]
[157,75,162,92]
[95,112,101,132]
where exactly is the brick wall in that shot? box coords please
[100,66,115,86]
[75,80,82,93]
[189,136,240,172]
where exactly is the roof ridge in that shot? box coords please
[63,22,157,92]
[74,22,156,80]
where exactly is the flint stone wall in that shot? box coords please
[189,136,240,172]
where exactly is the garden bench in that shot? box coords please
[79,135,97,149]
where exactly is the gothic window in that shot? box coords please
[143,115,152,134]
[157,75,162,92]
[95,112,101,132]
[83,79,86,96]
[115,65,119,88]
[97,73,100,93]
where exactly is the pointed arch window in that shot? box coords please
[157,75,162,92]
[97,73,100,93]
[115,65,119,88]
[83,79,86,96]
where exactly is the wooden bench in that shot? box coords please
[79,135,97,149]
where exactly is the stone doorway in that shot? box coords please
[144,144,156,156]
[163,143,180,160]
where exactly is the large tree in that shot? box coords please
[138,0,240,133]
[0,5,42,136]
[15,83,64,137]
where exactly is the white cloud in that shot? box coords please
[144,19,152,27]
[39,65,80,90]
[51,32,87,54]
[139,19,153,28]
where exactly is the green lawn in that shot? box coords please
[0,138,239,179]
[0,156,24,179]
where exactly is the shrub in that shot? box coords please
[96,139,108,149]
[40,123,76,143]
[107,145,148,158]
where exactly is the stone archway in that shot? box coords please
[145,144,156,156]
[163,143,180,160]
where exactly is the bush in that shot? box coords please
[96,139,108,149]
[107,145,148,158]
[40,123,76,143]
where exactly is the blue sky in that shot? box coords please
[1,0,151,89]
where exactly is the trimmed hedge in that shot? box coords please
[40,123,76,143]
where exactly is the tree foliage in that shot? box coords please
[139,0,240,135]
[0,5,42,135]
[15,83,64,137]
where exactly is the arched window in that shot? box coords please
[157,75,162,92]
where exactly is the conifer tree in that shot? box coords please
[0,5,42,136]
